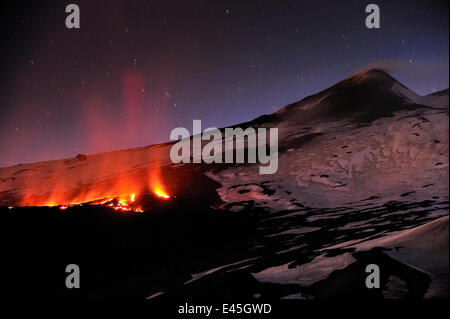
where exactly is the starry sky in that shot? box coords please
[0,0,448,167]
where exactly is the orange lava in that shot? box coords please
[23,189,170,213]
[95,194,144,213]
[11,151,171,211]
[148,159,170,200]
[155,190,170,199]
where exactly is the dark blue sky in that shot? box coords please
[0,0,448,167]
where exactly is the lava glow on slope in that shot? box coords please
[89,194,144,213]
[155,191,170,199]
[60,182,170,212]
[53,190,170,213]
[149,162,171,200]
[11,163,172,212]
[151,178,170,200]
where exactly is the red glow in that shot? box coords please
[155,190,170,199]
[148,154,171,200]
[14,171,171,212]
[88,193,144,213]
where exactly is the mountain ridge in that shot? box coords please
[248,68,448,127]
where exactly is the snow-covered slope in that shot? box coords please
[179,69,448,299]
[207,69,448,211]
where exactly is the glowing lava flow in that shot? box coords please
[155,190,170,199]
[50,194,144,213]
[149,165,170,200]
[93,194,143,213]
[52,189,172,213]
[14,165,171,211]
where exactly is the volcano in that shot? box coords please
[0,69,448,299]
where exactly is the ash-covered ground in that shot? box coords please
[0,69,448,299]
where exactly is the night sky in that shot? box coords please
[0,0,448,167]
